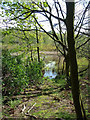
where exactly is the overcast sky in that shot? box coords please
[0,0,89,32]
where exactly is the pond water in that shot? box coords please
[44,61,57,79]
[41,53,60,79]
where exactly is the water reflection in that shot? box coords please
[44,61,57,79]
[44,69,57,79]
[41,52,63,79]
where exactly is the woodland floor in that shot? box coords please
[2,77,90,120]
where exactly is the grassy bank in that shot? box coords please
[2,76,89,119]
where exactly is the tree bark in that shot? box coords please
[66,2,87,120]
[36,26,40,62]
[65,53,70,85]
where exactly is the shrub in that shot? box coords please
[2,49,44,96]
[2,49,28,96]
[25,57,44,84]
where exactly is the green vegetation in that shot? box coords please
[2,77,75,119]
[2,77,89,119]
[77,57,88,70]
[1,1,89,119]
[2,49,44,96]
[1,28,89,119]
[2,49,27,95]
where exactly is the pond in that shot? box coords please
[44,61,57,79]
[40,52,64,79]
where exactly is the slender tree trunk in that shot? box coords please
[57,56,61,74]
[36,26,40,62]
[62,58,65,75]
[65,53,70,85]
[66,2,87,120]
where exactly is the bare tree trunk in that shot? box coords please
[36,26,40,62]
[62,58,65,75]
[65,53,70,85]
[66,2,87,120]
[57,56,61,74]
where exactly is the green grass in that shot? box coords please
[7,99,22,108]
[2,78,76,119]
[30,93,75,118]
[3,75,89,119]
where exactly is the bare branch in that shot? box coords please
[75,2,90,39]
[46,2,59,41]
[10,11,31,20]
[54,41,64,56]
[78,31,90,37]
[34,16,68,51]
[56,0,65,19]
[78,67,89,74]
[76,38,90,50]
[54,0,64,43]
